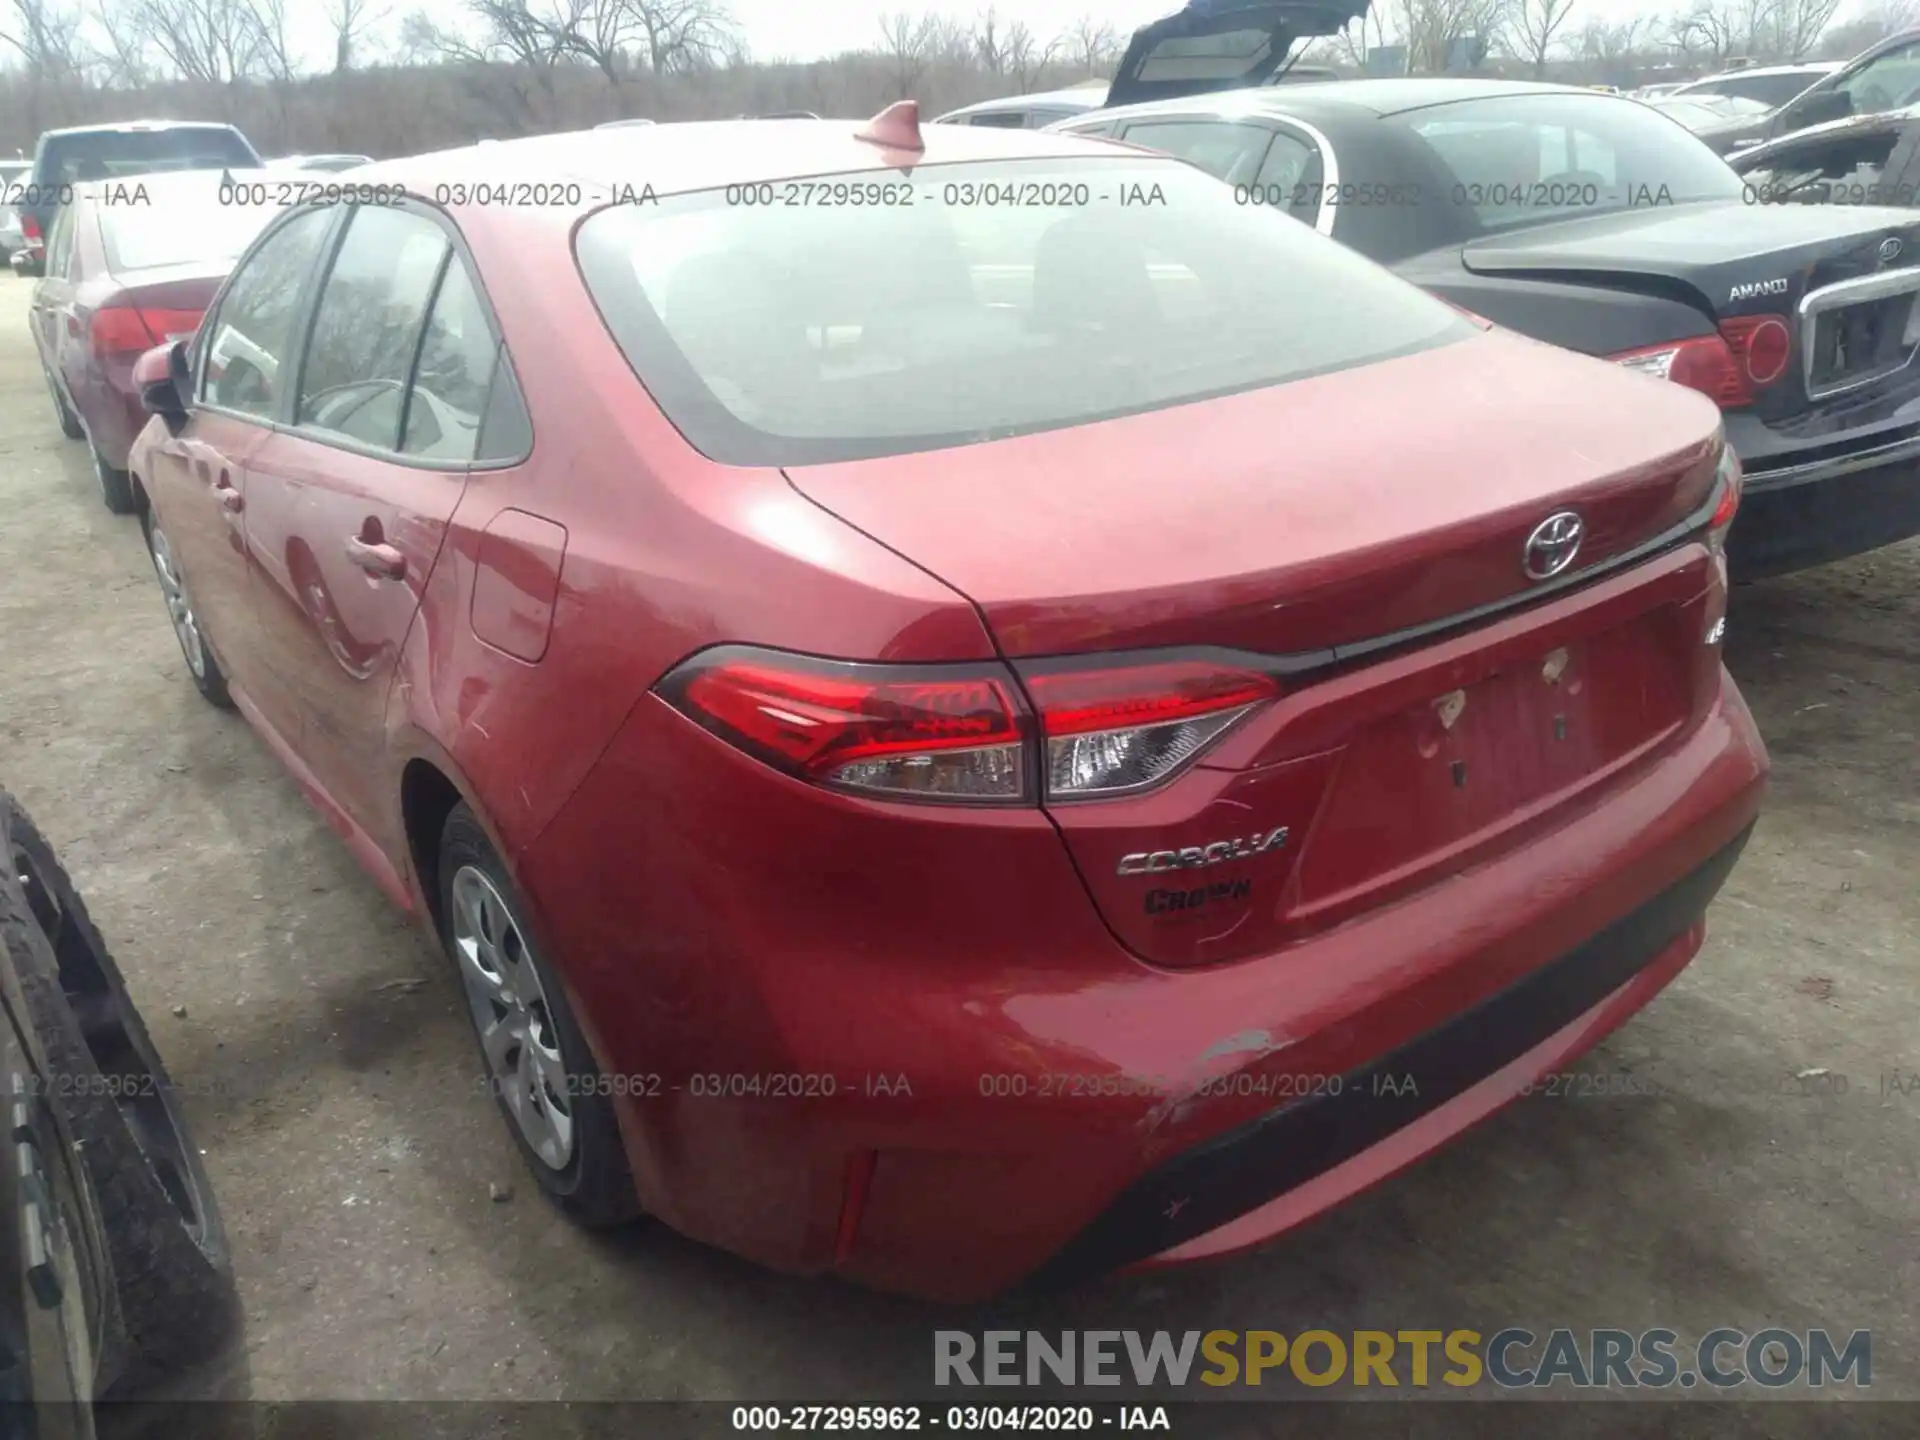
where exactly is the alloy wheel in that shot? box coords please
[147,523,207,680]
[450,865,575,1170]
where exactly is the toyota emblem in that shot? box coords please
[1522,511,1585,582]
[1881,236,1904,264]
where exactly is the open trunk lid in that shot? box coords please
[1104,0,1370,108]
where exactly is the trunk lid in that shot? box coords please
[789,327,1726,969]
[1463,201,1920,413]
[786,326,1721,664]
[1104,0,1369,108]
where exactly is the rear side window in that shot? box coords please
[576,156,1470,466]
[201,207,333,419]
[402,259,497,461]
[965,111,1029,129]
[1119,119,1275,187]
[40,127,259,185]
[296,207,451,451]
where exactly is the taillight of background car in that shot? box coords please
[1609,315,1792,409]
[89,299,203,362]
[658,647,1282,805]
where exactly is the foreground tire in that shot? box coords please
[94,447,137,515]
[2,795,236,1394]
[141,507,233,710]
[439,804,640,1228]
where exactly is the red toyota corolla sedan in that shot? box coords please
[126,107,1767,1300]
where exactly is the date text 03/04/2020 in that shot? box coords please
[731,1406,1173,1432]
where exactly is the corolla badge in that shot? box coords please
[1881,236,1904,264]
[1116,827,1289,876]
[1522,511,1584,582]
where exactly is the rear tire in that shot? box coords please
[94,446,137,515]
[141,507,233,710]
[45,361,84,440]
[2,795,237,1394]
[438,804,641,1229]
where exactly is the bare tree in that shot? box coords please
[131,0,266,83]
[877,9,934,97]
[3,0,86,77]
[630,0,735,73]
[1760,0,1845,57]
[92,0,156,84]
[973,4,1004,74]
[1003,16,1042,90]
[1058,14,1119,76]
[245,0,296,81]
[1331,6,1391,70]
[1504,0,1577,77]
[1576,14,1645,83]
[329,0,390,71]
[1393,0,1504,73]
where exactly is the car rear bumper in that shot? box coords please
[520,664,1766,1301]
[1726,413,1920,578]
[66,359,145,469]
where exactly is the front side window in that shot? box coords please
[43,204,76,278]
[1119,119,1275,187]
[1397,94,1744,233]
[576,156,1471,466]
[200,206,334,419]
[1835,44,1920,115]
[295,207,451,452]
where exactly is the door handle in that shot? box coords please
[211,472,242,514]
[344,536,406,580]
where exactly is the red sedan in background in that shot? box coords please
[126,107,1767,1300]
[32,169,286,512]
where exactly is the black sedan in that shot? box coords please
[1052,79,1920,580]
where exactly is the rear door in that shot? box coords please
[241,204,503,860]
[1104,1,1370,108]
[29,202,79,381]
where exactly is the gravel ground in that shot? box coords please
[0,274,1913,1415]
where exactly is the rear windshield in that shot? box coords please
[575,157,1471,466]
[97,189,287,272]
[1393,94,1746,233]
[40,127,260,185]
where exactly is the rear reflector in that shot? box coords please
[1022,659,1279,799]
[20,214,39,241]
[659,648,1282,805]
[1708,441,1742,555]
[1611,334,1752,409]
[1718,315,1792,387]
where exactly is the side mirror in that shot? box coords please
[134,341,190,429]
[1785,87,1850,132]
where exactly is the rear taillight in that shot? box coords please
[89,304,202,360]
[20,213,39,242]
[1021,658,1278,799]
[659,647,1280,805]
[1611,334,1752,408]
[1708,440,1742,556]
[1611,316,1792,410]
[665,649,1029,802]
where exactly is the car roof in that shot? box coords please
[360,118,1131,203]
[39,119,242,139]
[1681,62,1840,81]
[936,86,1109,120]
[70,166,234,199]
[1077,76,1597,127]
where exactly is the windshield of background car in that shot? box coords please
[575,157,1473,465]
[1394,94,1746,233]
[41,127,260,185]
[97,186,288,271]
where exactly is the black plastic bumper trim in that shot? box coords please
[1025,821,1755,1290]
